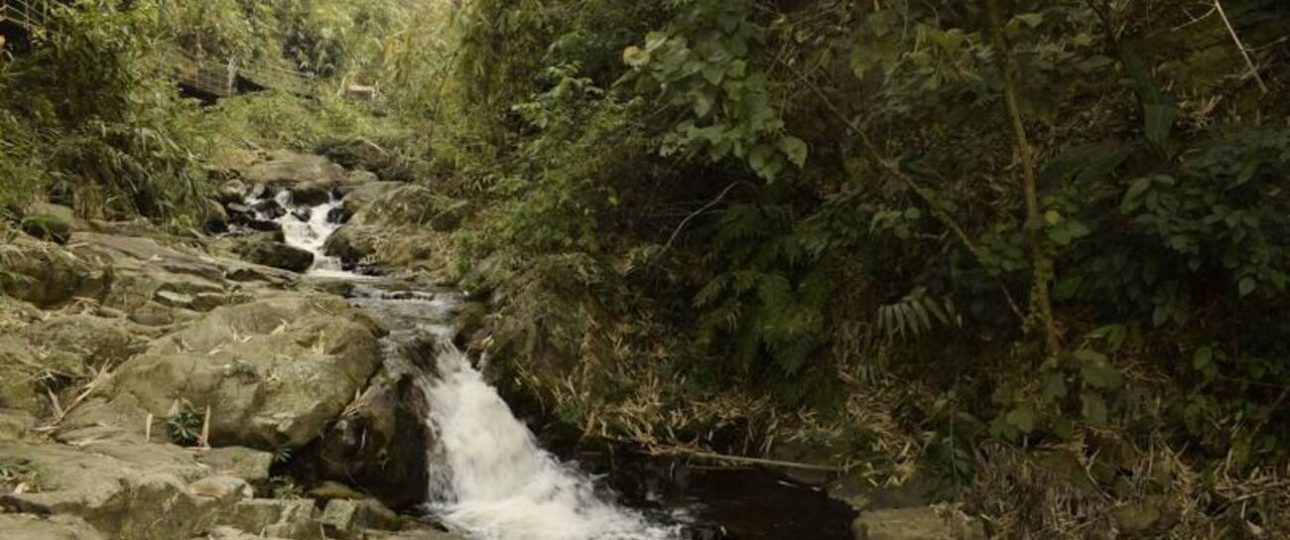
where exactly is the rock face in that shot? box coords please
[288,371,430,510]
[78,294,383,450]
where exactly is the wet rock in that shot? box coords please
[217,180,249,206]
[82,294,383,449]
[288,373,429,510]
[322,226,375,268]
[289,185,333,207]
[205,199,231,234]
[235,240,315,273]
[252,199,287,221]
[326,206,348,224]
[249,184,278,201]
[0,514,107,540]
[244,219,286,234]
[291,208,312,222]
[196,447,275,488]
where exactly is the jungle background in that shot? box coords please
[2,0,1289,537]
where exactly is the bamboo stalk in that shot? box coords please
[1213,0,1269,94]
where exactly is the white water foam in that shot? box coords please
[247,189,353,278]
[424,348,680,540]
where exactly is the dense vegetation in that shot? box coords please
[4,0,1290,537]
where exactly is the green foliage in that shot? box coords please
[165,402,204,447]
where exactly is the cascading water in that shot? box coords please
[241,188,351,278]
[424,347,680,540]
[257,188,682,540]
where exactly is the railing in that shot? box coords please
[0,0,51,33]
[3,0,320,99]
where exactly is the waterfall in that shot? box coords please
[266,189,680,540]
[423,347,678,540]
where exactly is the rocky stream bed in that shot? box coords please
[0,151,976,540]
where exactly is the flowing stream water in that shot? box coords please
[243,187,854,540]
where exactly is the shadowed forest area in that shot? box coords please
[2,1,1290,539]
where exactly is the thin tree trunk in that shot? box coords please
[982,0,1062,358]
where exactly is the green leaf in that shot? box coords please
[1081,392,1108,425]
[1014,13,1044,28]
[1144,102,1177,147]
[1239,277,1257,297]
[1193,346,1214,370]
[1081,361,1123,390]
[623,46,650,67]
[1006,406,1037,434]
[1041,372,1068,401]
[778,136,808,167]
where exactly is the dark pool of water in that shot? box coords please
[570,451,856,540]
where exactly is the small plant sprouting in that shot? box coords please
[165,401,204,447]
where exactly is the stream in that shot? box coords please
[240,187,856,540]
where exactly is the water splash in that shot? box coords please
[244,188,351,277]
[423,347,679,540]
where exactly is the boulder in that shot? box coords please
[322,226,375,269]
[251,199,287,221]
[0,514,106,540]
[80,294,383,450]
[235,240,315,273]
[286,186,332,207]
[243,152,347,189]
[288,371,429,510]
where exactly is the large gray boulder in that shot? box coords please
[69,294,383,450]
[287,371,430,510]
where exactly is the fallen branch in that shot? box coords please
[652,447,845,473]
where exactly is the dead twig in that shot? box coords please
[1213,0,1269,94]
